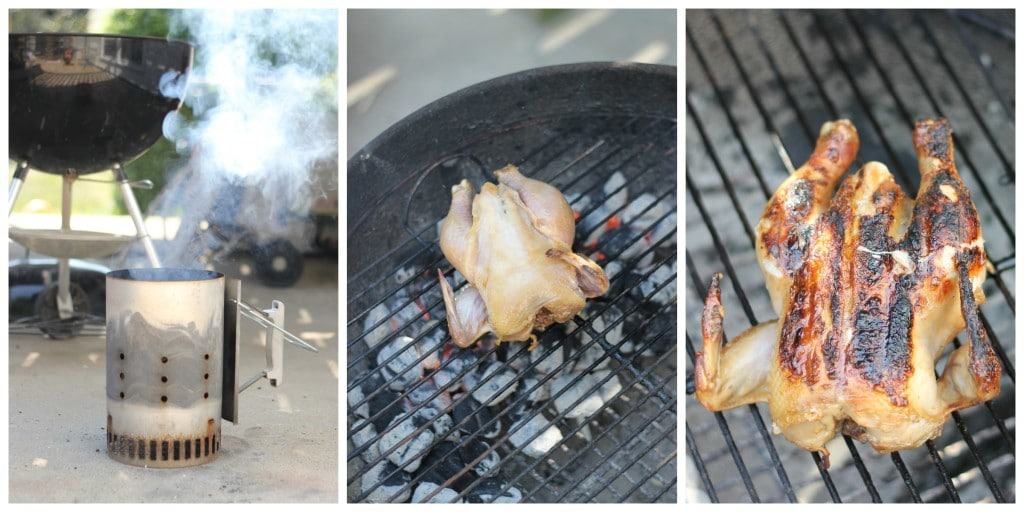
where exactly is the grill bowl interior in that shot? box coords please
[347,63,678,503]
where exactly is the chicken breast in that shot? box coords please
[695,118,1001,455]
[437,165,609,348]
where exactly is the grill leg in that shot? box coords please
[56,174,75,319]
[115,164,161,268]
[8,162,29,217]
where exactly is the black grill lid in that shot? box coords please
[9,33,193,174]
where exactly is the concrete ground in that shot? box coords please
[8,256,338,503]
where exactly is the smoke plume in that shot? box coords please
[139,9,338,268]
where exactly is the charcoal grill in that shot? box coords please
[8,33,193,338]
[685,10,1014,503]
[347,63,677,503]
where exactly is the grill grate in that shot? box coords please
[348,110,677,502]
[685,9,1014,503]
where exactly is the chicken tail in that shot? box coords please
[695,273,725,396]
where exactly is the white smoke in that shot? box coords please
[143,9,338,268]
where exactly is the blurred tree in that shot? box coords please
[9,9,89,32]
[534,9,570,24]
[97,9,185,214]
[96,8,174,37]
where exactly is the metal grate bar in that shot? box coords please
[359,230,677,502]
[346,153,677,429]
[711,11,814,148]
[790,11,912,190]
[346,125,671,394]
[450,254,679,502]
[950,410,1006,502]
[686,424,719,502]
[890,452,923,503]
[538,347,677,502]
[685,25,771,198]
[946,10,1015,122]
[913,12,1014,179]
[842,435,882,502]
[949,10,1015,41]
[686,98,758,244]
[443,291,677,503]
[617,429,678,502]
[348,187,677,467]
[349,213,674,474]
[498,306,678,502]
[865,10,1015,243]
[811,452,842,502]
[925,440,961,502]
[986,272,1016,313]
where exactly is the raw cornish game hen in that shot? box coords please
[437,165,609,348]
[694,118,1001,455]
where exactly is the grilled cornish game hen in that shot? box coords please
[695,119,1001,455]
[437,165,609,348]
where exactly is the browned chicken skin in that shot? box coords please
[695,119,1001,455]
[437,165,609,348]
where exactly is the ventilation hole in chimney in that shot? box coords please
[119,372,124,380]
[205,354,210,360]
[161,396,168,403]
[203,392,209,399]
[161,376,168,383]
[204,373,209,380]
[119,392,124,399]
[119,353,125,360]
[161,441,169,460]
[173,441,180,460]
[161,356,168,363]
[185,438,191,459]
[150,441,157,461]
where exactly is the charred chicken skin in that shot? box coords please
[437,165,609,348]
[695,119,1001,455]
